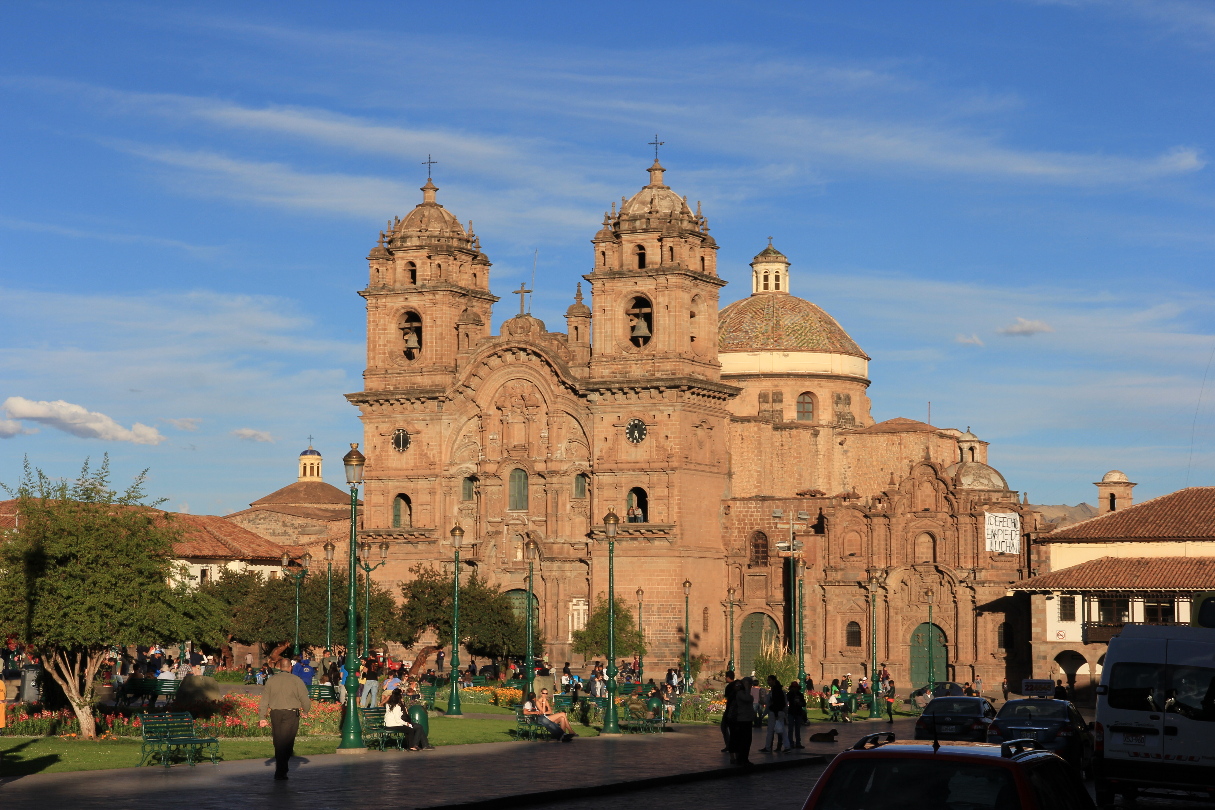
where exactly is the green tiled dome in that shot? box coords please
[718,294,868,358]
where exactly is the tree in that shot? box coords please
[0,457,223,738]
[571,596,645,660]
[399,564,533,662]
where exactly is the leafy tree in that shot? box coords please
[571,596,645,660]
[399,564,534,663]
[0,457,223,739]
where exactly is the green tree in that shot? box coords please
[571,596,645,660]
[0,457,223,738]
[399,564,533,662]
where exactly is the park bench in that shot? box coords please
[360,707,413,750]
[418,683,436,709]
[138,711,219,767]
[120,677,181,707]
[621,699,660,734]
[513,704,561,741]
[308,684,338,703]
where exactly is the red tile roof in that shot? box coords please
[1014,556,1215,591]
[250,481,353,507]
[1042,487,1215,541]
[228,504,349,522]
[848,417,940,434]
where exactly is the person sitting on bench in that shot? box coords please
[524,692,569,740]
[384,688,432,750]
[536,689,577,737]
[827,690,852,722]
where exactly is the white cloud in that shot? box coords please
[997,317,1056,337]
[0,418,34,438]
[165,417,202,431]
[2,397,165,444]
[955,333,985,346]
[231,428,275,443]
[0,216,215,256]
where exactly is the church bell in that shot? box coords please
[403,330,420,350]
[630,318,651,339]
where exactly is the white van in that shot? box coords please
[1094,624,1215,805]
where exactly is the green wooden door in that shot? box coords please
[909,623,948,689]
[739,613,778,677]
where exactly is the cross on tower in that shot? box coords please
[422,154,438,179]
[649,134,664,161]
[307,434,314,445]
[514,281,532,316]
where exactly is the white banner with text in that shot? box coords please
[984,512,1022,554]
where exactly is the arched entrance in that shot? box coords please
[909,623,948,689]
[739,612,778,677]
[505,589,539,626]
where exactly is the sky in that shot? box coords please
[2,0,1214,515]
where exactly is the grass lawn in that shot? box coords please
[0,716,584,777]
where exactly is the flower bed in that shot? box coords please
[459,685,523,706]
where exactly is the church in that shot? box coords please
[249,159,1041,689]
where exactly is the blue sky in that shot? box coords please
[2,0,1214,514]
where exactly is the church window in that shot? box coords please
[436,263,443,277]
[668,246,675,263]
[392,494,412,528]
[461,476,477,501]
[626,296,653,348]
[398,310,423,361]
[635,245,646,269]
[913,532,936,564]
[997,621,1012,650]
[749,531,769,567]
[472,271,478,286]
[700,256,705,273]
[626,487,648,522]
[568,597,589,641]
[405,261,417,285]
[574,326,581,342]
[573,473,588,499]
[508,469,529,511]
[600,250,606,266]
[774,272,781,291]
[796,393,814,422]
[763,272,769,291]
[845,621,862,647]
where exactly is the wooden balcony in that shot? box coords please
[1082,621,1186,644]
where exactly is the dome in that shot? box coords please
[386,179,473,252]
[616,161,699,234]
[1101,470,1130,483]
[300,447,321,457]
[753,243,788,263]
[718,295,868,357]
[943,461,1009,491]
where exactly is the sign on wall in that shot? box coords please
[984,512,1022,554]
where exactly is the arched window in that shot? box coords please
[749,531,769,567]
[435,263,443,278]
[461,476,477,501]
[392,494,412,528]
[508,469,528,511]
[627,487,648,522]
[405,261,417,285]
[997,621,1012,650]
[845,621,862,647]
[762,272,769,291]
[969,447,976,461]
[398,310,423,361]
[634,245,646,269]
[668,246,675,263]
[796,393,814,422]
[700,256,705,273]
[1109,493,1117,511]
[774,272,781,291]
[472,271,478,286]
[626,296,653,348]
[573,473,588,499]
[913,532,936,564]
[600,250,606,266]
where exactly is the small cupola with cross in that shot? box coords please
[751,238,791,295]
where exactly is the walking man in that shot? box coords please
[719,670,735,751]
[258,668,311,780]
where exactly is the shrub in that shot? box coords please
[752,630,797,687]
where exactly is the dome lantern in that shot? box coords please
[298,442,323,482]
[751,239,791,295]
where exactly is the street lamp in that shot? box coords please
[281,550,311,658]
[925,588,935,694]
[682,580,694,694]
[356,541,389,657]
[726,586,736,674]
[865,574,882,718]
[338,443,366,751]
[525,539,539,700]
[777,537,805,685]
[601,508,621,735]
[323,542,335,651]
[797,561,806,686]
[636,587,644,687]
[447,523,465,718]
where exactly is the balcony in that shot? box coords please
[1082,621,1186,644]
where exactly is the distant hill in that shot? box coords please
[1032,503,1098,530]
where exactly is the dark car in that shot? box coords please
[802,734,1096,810]
[988,698,1094,773]
[914,695,998,742]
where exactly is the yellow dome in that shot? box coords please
[718,294,868,358]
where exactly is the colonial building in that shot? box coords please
[254,160,1040,690]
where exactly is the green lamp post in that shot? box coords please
[636,587,644,688]
[866,574,882,718]
[601,508,621,735]
[338,443,366,752]
[682,579,693,694]
[356,541,389,657]
[525,538,539,700]
[281,550,312,658]
[727,586,736,674]
[925,588,935,694]
[447,523,465,717]
[797,560,806,685]
[323,542,335,651]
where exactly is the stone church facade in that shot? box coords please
[271,161,1040,689]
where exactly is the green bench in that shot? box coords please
[308,684,338,703]
[120,677,181,707]
[139,711,219,767]
[419,684,437,709]
[512,704,553,741]
[359,707,414,750]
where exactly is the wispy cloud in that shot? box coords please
[165,417,201,431]
[0,216,215,256]
[998,317,1056,337]
[2,397,165,444]
[0,418,34,438]
[955,333,985,346]
[231,428,274,443]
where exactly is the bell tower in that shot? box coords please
[361,178,499,392]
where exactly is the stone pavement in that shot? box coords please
[0,718,917,810]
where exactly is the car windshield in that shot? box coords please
[816,757,1018,810]
[997,701,1068,721]
[925,698,983,715]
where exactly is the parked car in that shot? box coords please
[801,733,1096,810]
[1095,624,1215,806]
[988,698,1094,773]
[910,680,968,699]
[914,695,998,742]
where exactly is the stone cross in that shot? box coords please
[514,282,532,316]
[422,154,438,179]
[649,134,664,161]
